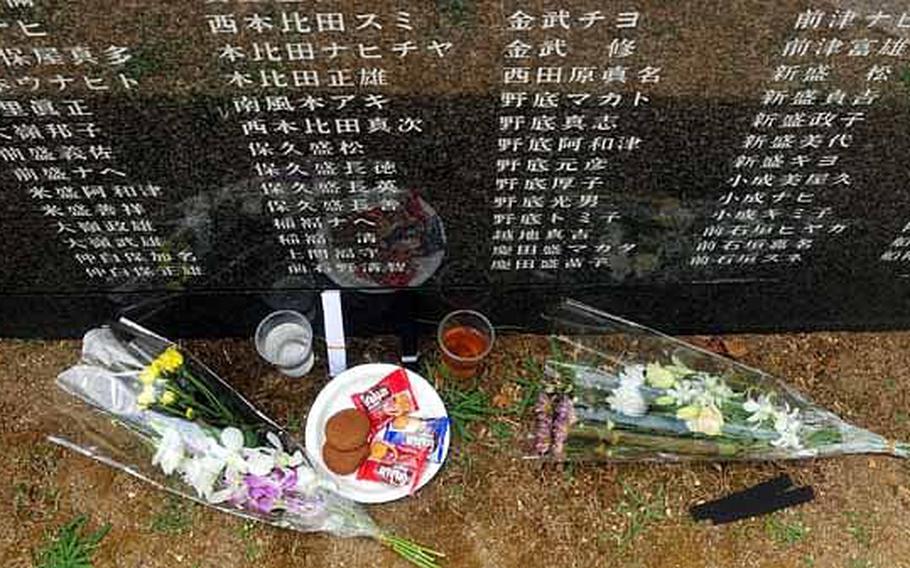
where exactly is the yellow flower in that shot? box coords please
[159,390,177,406]
[645,363,676,389]
[676,405,699,421]
[139,362,160,385]
[155,346,184,373]
[185,407,195,420]
[678,404,724,437]
[137,386,156,409]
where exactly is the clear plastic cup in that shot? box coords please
[437,310,495,379]
[255,310,315,378]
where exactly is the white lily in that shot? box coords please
[743,394,776,425]
[180,454,224,500]
[244,448,277,476]
[667,380,699,406]
[152,427,185,475]
[770,404,803,450]
[214,427,250,476]
[701,375,734,406]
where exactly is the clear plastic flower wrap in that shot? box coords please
[50,319,444,567]
[531,299,909,462]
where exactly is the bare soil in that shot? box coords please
[2,332,910,568]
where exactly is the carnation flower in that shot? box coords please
[607,382,648,417]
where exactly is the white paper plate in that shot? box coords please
[304,363,449,503]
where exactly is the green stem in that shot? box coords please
[377,534,445,568]
[178,368,237,422]
[570,423,741,456]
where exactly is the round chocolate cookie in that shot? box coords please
[325,408,370,451]
[322,442,369,476]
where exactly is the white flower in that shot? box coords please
[667,380,699,406]
[180,455,224,499]
[770,404,802,450]
[152,427,185,475]
[700,375,734,406]
[743,394,776,426]
[607,382,648,417]
[216,427,249,475]
[244,449,277,476]
[264,431,305,469]
[618,364,646,386]
[771,426,801,450]
[294,466,318,493]
[209,468,247,504]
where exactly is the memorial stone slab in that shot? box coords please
[2,1,910,337]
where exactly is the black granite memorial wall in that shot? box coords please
[2,1,910,337]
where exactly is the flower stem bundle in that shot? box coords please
[534,299,910,463]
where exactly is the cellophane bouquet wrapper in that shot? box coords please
[530,299,909,462]
[50,319,443,566]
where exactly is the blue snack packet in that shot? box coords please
[382,416,449,463]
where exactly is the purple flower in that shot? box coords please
[533,392,553,455]
[551,395,576,458]
[241,467,302,514]
[244,473,281,513]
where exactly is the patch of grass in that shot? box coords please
[236,520,262,562]
[33,515,111,568]
[489,420,514,444]
[845,512,872,548]
[847,559,874,568]
[285,410,303,438]
[613,482,667,549]
[14,481,61,520]
[437,379,497,441]
[803,554,815,567]
[452,448,475,478]
[509,356,545,417]
[562,461,577,484]
[765,513,809,546]
[150,495,193,535]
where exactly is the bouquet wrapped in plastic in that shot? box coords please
[50,319,443,567]
[531,299,909,462]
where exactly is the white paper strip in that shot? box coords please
[320,290,347,376]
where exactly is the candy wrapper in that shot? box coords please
[358,441,429,493]
[49,319,444,567]
[382,417,449,463]
[352,368,419,434]
[531,299,910,462]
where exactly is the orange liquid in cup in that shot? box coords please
[440,325,490,379]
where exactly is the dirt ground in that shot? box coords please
[2,331,910,568]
